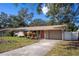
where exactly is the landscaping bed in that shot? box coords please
[0,36,38,53]
[46,41,79,56]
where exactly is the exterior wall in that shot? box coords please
[62,30,64,40]
[44,30,49,39]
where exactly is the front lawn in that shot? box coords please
[46,41,79,56]
[0,36,38,53]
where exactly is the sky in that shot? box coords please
[0,3,48,21]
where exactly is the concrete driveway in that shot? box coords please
[0,39,60,56]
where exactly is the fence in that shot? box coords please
[64,32,79,40]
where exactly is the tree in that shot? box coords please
[17,8,33,27]
[37,3,78,31]
[0,12,9,28]
[8,15,20,27]
[0,8,33,28]
[30,19,46,26]
[47,19,57,25]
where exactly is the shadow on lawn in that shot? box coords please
[61,41,79,50]
[0,39,16,44]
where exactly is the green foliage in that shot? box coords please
[67,23,78,31]
[0,12,9,28]
[0,8,33,28]
[47,19,56,25]
[36,3,43,14]
[30,19,47,26]
[17,8,33,27]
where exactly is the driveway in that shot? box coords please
[0,39,60,56]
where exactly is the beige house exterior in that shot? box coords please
[0,24,67,40]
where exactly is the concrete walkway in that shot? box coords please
[0,40,60,56]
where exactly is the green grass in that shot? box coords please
[0,36,38,53]
[46,41,79,56]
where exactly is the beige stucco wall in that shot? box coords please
[44,30,48,39]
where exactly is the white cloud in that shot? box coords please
[42,6,49,15]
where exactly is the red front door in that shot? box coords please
[40,31,44,39]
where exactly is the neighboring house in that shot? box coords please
[0,24,67,40]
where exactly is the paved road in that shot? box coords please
[0,40,60,56]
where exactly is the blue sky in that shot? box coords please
[0,3,48,20]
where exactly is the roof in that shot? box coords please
[0,24,67,31]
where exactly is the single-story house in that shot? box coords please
[0,24,67,40]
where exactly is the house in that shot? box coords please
[24,24,67,40]
[0,24,67,40]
